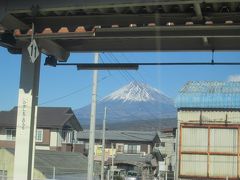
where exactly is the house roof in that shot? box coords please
[5,148,100,178]
[175,81,240,109]
[78,130,161,142]
[0,107,82,130]
[106,153,153,167]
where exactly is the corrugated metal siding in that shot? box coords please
[178,111,200,123]
[210,129,237,153]
[182,128,208,152]
[228,111,240,123]
[181,154,207,176]
[202,111,227,122]
[180,126,239,178]
[178,110,240,124]
[209,155,237,177]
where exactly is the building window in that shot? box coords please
[79,141,84,144]
[62,130,73,143]
[116,144,124,153]
[6,129,16,141]
[36,129,43,142]
[85,142,89,150]
[0,170,7,180]
[160,142,166,147]
[125,145,140,154]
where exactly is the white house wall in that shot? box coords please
[35,146,50,150]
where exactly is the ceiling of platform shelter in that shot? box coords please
[1,0,240,60]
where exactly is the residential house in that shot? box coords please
[0,107,82,152]
[77,130,160,159]
[153,128,176,179]
[77,130,174,178]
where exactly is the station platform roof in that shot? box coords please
[1,0,240,60]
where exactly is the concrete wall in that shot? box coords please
[0,148,45,179]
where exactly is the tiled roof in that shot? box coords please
[113,154,153,167]
[0,107,82,130]
[5,148,100,178]
[78,130,161,142]
[175,81,240,109]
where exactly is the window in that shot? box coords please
[62,130,73,143]
[36,129,43,142]
[116,144,124,153]
[79,141,84,144]
[125,144,140,154]
[85,142,89,150]
[160,142,166,147]
[0,170,7,180]
[6,129,16,141]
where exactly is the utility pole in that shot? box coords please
[87,53,99,180]
[111,143,114,180]
[101,107,107,180]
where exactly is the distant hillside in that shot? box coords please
[85,118,177,131]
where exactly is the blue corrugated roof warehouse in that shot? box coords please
[175,81,240,109]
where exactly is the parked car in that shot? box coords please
[125,170,139,180]
[112,169,126,180]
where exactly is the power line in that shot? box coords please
[108,53,161,121]
[120,53,148,83]
[39,76,109,106]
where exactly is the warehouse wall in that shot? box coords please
[178,109,240,124]
[177,109,240,179]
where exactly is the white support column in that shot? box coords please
[13,47,41,180]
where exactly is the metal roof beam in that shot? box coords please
[38,39,70,61]
[21,14,195,31]
[94,25,240,38]
[5,0,199,13]
[15,25,240,40]
[0,14,29,31]
[14,31,94,40]
[162,5,171,13]
[61,37,240,51]
[4,0,240,15]
[19,12,240,32]
[193,3,203,20]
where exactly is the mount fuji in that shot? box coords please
[74,82,177,129]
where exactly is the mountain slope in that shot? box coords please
[75,82,177,127]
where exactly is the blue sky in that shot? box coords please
[1,47,240,111]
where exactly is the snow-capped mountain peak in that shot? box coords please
[103,81,171,103]
[74,81,177,125]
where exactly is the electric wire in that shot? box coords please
[108,53,162,121]
[39,75,109,106]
